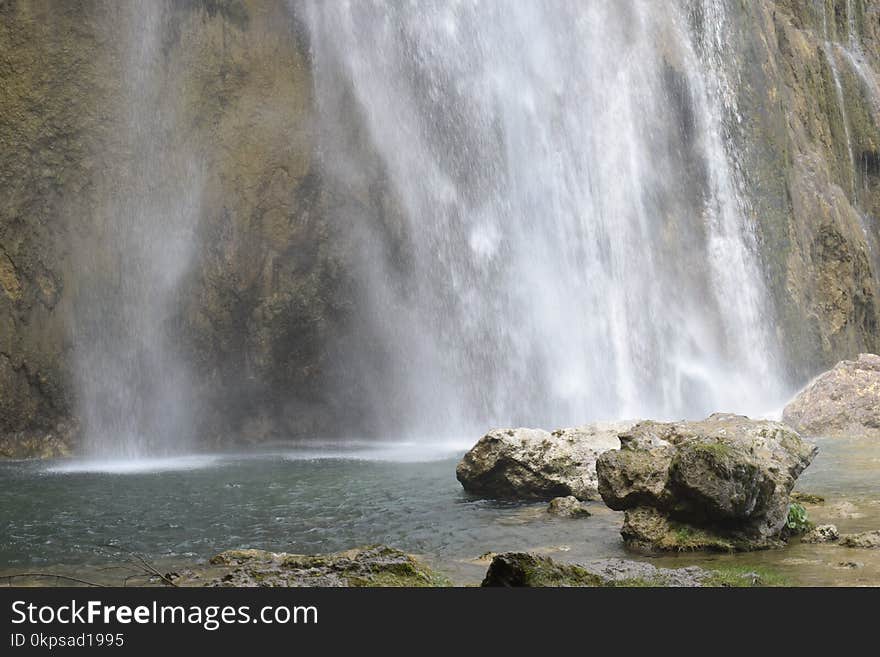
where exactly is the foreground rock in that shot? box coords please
[838,530,880,549]
[783,354,880,438]
[801,524,840,543]
[481,552,775,587]
[596,414,817,551]
[205,545,449,587]
[546,496,591,518]
[456,422,633,501]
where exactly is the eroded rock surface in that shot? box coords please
[596,414,817,551]
[205,545,449,587]
[802,524,840,544]
[546,496,592,518]
[783,354,880,438]
[456,422,632,501]
[839,530,880,549]
[480,552,772,587]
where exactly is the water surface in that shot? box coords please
[2,437,879,585]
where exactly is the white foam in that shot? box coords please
[42,440,470,474]
[277,440,469,463]
[45,454,224,475]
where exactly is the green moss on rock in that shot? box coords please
[207,545,451,587]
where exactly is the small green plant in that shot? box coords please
[786,502,811,534]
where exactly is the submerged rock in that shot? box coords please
[838,530,880,549]
[205,545,449,587]
[801,524,840,544]
[481,552,773,587]
[456,422,633,501]
[783,354,880,438]
[596,413,817,552]
[481,553,603,587]
[791,492,825,505]
[546,495,592,518]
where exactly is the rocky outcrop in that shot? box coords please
[204,545,449,587]
[839,530,880,548]
[802,524,840,543]
[782,354,880,438]
[481,552,777,587]
[546,496,592,518]
[456,422,631,501]
[481,553,604,587]
[596,414,818,551]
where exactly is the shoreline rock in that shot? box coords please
[801,524,839,544]
[204,545,450,587]
[596,413,817,552]
[546,495,592,518]
[838,530,880,549]
[456,422,633,501]
[480,552,776,587]
[783,354,880,439]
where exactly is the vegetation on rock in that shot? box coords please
[597,414,818,551]
[205,545,451,587]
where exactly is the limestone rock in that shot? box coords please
[546,496,592,518]
[206,545,449,587]
[838,530,880,549]
[456,422,632,501]
[596,413,817,551]
[801,524,840,544]
[480,553,603,587]
[480,552,772,587]
[783,354,880,438]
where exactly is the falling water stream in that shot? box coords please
[5,0,880,587]
[305,0,783,439]
[72,2,202,460]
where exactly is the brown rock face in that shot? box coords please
[783,353,880,438]
[0,1,354,453]
[728,1,880,376]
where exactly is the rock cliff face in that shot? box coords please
[0,0,352,451]
[2,0,880,454]
[727,0,880,376]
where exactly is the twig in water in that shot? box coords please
[4,572,103,587]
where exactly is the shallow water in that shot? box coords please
[1,436,879,586]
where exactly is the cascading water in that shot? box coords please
[72,2,202,459]
[304,0,785,440]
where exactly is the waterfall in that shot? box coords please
[304,0,784,439]
[72,2,202,459]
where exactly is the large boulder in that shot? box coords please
[456,422,633,501]
[596,413,817,551]
[782,354,880,438]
